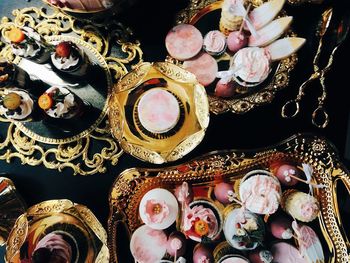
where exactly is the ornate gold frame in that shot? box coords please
[5,199,109,263]
[108,134,350,263]
[108,62,210,164]
[175,0,298,114]
[0,6,143,175]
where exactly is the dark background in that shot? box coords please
[0,0,350,262]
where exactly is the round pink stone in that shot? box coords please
[165,24,203,61]
[183,52,218,87]
[137,88,180,134]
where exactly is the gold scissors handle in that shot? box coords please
[311,43,340,128]
[312,105,329,128]
[281,72,320,118]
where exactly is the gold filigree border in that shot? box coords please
[108,134,350,263]
[175,0,298,115]
[0,6,143,175]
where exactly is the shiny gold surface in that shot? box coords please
[0,177,26,246]
[6,199,109,263]
[175,0,298,115]
[0,6,143,175]
[108,62,209,164]
[108,134,350,263]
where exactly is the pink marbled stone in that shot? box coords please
[137,88,180,133]
[165,24,203,61]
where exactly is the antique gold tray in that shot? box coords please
[0,6,143,175]
[108,62,209,164]
[175,0,298,114]
[108,134,350,263]
[6,199,109,263]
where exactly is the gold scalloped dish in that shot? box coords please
[6,199,109,263]
[108,62,210,164]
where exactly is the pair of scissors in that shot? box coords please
[281,6,350,128]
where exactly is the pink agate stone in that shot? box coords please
[137,88,180,134]
[130,225,167,263]
[165,24,203,61]
[183,52,218,87]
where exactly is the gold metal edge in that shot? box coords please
[153,62,198,84]
[6,199,109,263]
[107,134,350,263]
[74,204,110,262]
[115,62,151,93]
[109,62,210,164]
[5,214,28,262]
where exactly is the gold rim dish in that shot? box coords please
[108,62,210,164]
[6,199,109,263]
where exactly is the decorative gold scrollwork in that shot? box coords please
[0,6,143,175]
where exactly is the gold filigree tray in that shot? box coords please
[108,134,350,263]
[6,199,109,263]
[175,0,298,114]
[0,6,143,175]
[108,62,209,164]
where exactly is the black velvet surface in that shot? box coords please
[0,0,350,262]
